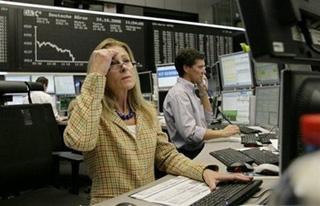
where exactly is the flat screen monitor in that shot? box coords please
[31,75,55,93]
[138,71,153,94]
[254,62,280,85]
[219,52,253,90]
[221,90,253,124]
[6,95,25,105]
[5,75,30,82]
[255,86,280,129]
[237,0,320,65]
[73,75,85,95]
[156,64,179,90]
[158,90,168,114]
[280,70,320,173]
[54,76,75,95]
[57,95,75,112]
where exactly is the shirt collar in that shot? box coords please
[177,77,196,94]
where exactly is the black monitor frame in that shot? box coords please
[237,0,320,65]
[280,69,320,173]
[138,71,153,94]
[157,90,169,114]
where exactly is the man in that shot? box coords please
[23,76,60,120]
[163,48,239,159]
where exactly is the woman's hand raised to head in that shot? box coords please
[203,169,253,191]
[89,49,118,76]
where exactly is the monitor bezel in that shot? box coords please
[156,63,178,90]
[219,51,254,90]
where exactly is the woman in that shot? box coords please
[64,38,251,205]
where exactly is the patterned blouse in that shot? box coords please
[64,73,208,205]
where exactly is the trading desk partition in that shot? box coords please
[0,104,59,197]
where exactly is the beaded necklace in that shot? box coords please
[115,110,135,120]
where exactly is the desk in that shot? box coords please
[95,132,280,206]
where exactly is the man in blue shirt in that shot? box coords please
[163,48,239,159]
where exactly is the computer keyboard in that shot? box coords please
[239,126,261,134]
[258,133,277,144]
[210,148,254,167]
[210,124,261,135]
[241,134,259,146]
[241,148,279,165]
[190,180,263,206]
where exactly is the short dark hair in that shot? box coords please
[175,48,205,77]
[35,76,48,89]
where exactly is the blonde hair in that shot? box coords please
[87,38,157,126]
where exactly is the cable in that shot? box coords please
[298,19,320,55]
[217,107,232,125]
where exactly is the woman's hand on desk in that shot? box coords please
[221,125,240,137]
[202,169,253,191]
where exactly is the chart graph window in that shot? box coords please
[54,76,75,95]
[156,64,178,90]
[255,86,280,129]
[254,62,279,85]
[19,7,146,72]
[219,52,253,90]
[221,90,253,124]
[31,75,55,93]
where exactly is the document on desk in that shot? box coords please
[130,176,210,206]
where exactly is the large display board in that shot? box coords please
[0,1,244,73]
[18,6,145,72]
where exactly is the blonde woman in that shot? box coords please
[63,38,252,205]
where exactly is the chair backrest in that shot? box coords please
[0,103,60,197]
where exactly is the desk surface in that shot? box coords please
[96,128,279,206]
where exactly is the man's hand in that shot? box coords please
[221,125,240,137]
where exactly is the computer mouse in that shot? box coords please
[254,163,279,176]
[227,162,254,173]
[115,202,137,206]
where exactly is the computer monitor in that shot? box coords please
[254,62,280,85]
[156,64,179,90]
[255,86,280,129]
[237,0,320,65]
[54,76,75,95]
[158,90,168,114]
[138,71,153,94]
[280,70,320,173]
[5,75,30,82]
[221,90,253,124]
[73,75,85,95]
[6,95,25,105]
[57,95,75,112]
[219,52,253,90]
[31,75,55,93]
